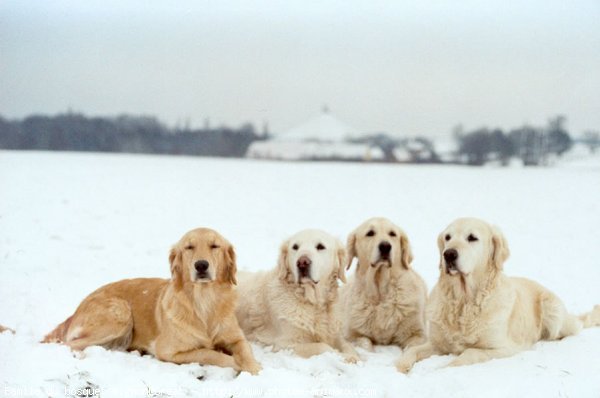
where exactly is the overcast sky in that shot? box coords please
[1,0,599,136]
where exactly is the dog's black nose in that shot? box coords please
[379,242,392,255]
[443,249,458,263]
[297,256,311,278]
[194,260,209,273]
[297,256,312,269]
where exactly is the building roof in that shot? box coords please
[275,109,360,143]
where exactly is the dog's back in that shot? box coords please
[43,278,167,352]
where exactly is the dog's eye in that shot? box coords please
[185,245,195,250]
[292,244,299,251]
[210,244,220,249]
[467,234,478,242]
[445,234,451,241]
[366,230,375,237]
[316,243,325,250]
[389,231,397,237]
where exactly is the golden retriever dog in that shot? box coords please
[43,228,261,374]
[235,229,360,362]
[396,217,600,372]
[338,217,427,351]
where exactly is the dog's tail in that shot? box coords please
[579,305,600,328]
[41,315,73,343]
[0,324,15,334]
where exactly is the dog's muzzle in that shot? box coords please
[443,249,459,274]
[194,260,211,281]
[297,255,314,282]
[372,241,392,267]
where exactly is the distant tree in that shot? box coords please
[458,128,492,165]
[509,126,544,166]
[0,115,21,149]
[456,128,513,166]
[489,129,514,165]
[546,115,572,156]
[21,115,53,150]
[0,112,261,158]
[506,117,573,166]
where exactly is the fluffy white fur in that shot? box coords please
[235,229,359,362]
[396,217,600,372]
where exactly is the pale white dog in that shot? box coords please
[396,217,600,372]
[236,229,359,362]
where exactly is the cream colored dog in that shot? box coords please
[43,228,261,374]
[396,217,600,372]
[338,217,427,351]
[235,229,360,362]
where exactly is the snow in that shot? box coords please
[1,150,600,398]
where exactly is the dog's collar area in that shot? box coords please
[445,261,459,275]
[371,259,392,268]
[445,266,469,278]
[297,276,318,285]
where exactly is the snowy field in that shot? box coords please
[1,150,600,398]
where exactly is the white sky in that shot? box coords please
[1,0,599,136]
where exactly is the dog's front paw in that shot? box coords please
[355,337,374,352]
[343,352,360,364]
[395,359,413,374]
[447,356,469,367]
[241,361,262,375]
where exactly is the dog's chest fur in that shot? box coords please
[430,298,484,353]
[282,296,335,341]
[429,278,507,354]
[270,276,339,343]
[349,275,417,344]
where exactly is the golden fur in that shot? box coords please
[43,228,261,374]
[0,325,15,334]
[396,217,600,372]
[235,229,360,362]
[338,217,427,350]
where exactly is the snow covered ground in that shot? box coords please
[1,150,599,398]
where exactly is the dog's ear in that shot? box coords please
[221,243,238,285]
[345,231,357,271]
[169,246,184,290]
[491,226,510,270]
[277,239,291,281]
[437,232,445,271]
[399,230,414,270]
[336,240,347,283]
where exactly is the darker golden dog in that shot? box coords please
[43,228,261,374]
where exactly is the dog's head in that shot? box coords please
[169,228,237,289]
[277,229,346,285]
[438,217,509,277]
[346,217,413,273]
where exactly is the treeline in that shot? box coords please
[0,111,589,166]
[350,115,578,166]
[0,112,264,157]
[455,116,573,166]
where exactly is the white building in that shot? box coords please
[246,109,383,161]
